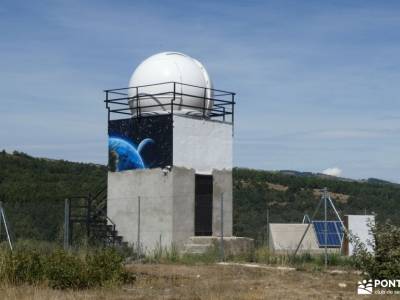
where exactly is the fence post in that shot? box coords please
[266,207,270,248]
[324,188,328,268]
[87,193,92,242]
[137,196,141,259]
[0,201,13,251]
[64,198,70,250]
[220,193,224,262]
[0,201,2,239]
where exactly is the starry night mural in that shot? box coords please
[108,115,173,172]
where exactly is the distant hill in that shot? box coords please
[0,151,399,244]
[276,170,398,185]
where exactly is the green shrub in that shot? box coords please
[0,247,135,289]
[45,250,89,289]
[0,249,45,284]
[86,248,134,286]
[353,221,400,279]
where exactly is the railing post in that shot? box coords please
[203,87,207,118]
[106,91,110,122]
[231,94,235,126]
[136,87,140,118]
[172,82,175,114]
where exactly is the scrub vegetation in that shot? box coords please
[0,263,369,300]
[0,245,134,289]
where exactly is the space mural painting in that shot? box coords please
[108,115,173,172]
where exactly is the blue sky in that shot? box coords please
[1,0,400,182]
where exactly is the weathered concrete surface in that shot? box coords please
[269,223,319,254]
[184,236,254,256]
[107,168,174,253]
[173,115,233,173]
[212,170,233,237]
[268,223,340,254]
[172,167,195,248]
[108,167,233,253]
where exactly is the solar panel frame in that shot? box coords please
[312,221,344,248]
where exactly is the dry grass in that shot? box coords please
[313,189,350,204]
[266,182,288,192]
[1,263,398,299]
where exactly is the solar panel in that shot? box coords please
[312,221,344,248]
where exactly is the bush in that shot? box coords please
[46,250,89,289]
[0,248,135,289]
[353,221,400,279]
[86,248,134,286]
[0,249,45,284]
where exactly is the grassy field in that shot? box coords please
[1,263,396,300]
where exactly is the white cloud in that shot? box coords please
[322,167,342,177]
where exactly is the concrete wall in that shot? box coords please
[269,224,320,253]
[172,167,195,248]
[212,170,233,236]
[173,115,233,174]
[108,167,233,251]
[107,169,174,252]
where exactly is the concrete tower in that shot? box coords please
[105,52,236,253]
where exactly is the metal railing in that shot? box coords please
[104,82,235,124]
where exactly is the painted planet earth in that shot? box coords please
[137,138,156,167]
[109,136,145,171]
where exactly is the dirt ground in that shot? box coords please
[0,263,396,299]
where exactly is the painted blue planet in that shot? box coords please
[108,136,156,171]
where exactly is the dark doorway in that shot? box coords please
[195,174,213,236]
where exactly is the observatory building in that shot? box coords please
[105,52,241,252]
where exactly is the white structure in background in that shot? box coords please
[344,215,375,256]
[128,52,213,116]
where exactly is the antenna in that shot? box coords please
[293,188,350,267]
[0,201,13,251]
[302,214,311,224]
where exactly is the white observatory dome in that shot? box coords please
[128,52,213,116]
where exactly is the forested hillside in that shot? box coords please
[0,151,106,242]
[233,168,400,243]
[0,151,399,244]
